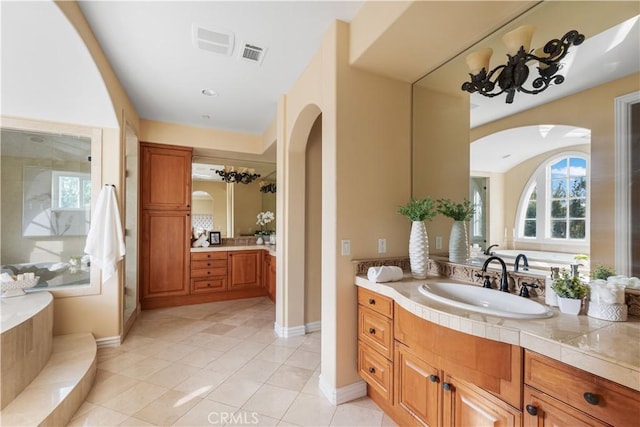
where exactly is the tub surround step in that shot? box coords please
[0,333,97,427]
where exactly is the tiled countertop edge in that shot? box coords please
[191,245,276,256]
[354,275,640,392]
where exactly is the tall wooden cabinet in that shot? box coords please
[139,142,192,309]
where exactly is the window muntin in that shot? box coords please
[516,152,589,245]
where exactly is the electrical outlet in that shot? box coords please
[435,236,443,250]
[378,238,387,253]
[341,239,351,256]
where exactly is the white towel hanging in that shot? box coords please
[84,185,125,283]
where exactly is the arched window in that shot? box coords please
[516,152,589,247]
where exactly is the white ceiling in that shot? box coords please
[77,1,363,135]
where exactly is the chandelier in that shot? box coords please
[215,166,260,184]
[461,25,585,104]
[259,181,276,193]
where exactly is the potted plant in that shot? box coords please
[551,269,589,315]
[436,198,476,263]
[398,197,436,279]
[591,264,615,280]
[256,211,275,244]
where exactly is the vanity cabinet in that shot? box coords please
[191,251,228,293]
[357,288,394,404]
[523,350,640,427]
[263,253,276,302]
[140,142,192,309]
[228,250,262,291]
[357,288,523,427]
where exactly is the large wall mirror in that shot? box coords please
[412,2,639,274]
[0,119,102,294]
[192,157,276,238]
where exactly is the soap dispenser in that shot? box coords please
[545,267,560,306]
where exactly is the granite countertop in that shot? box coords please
[191,245,276,256]
[355,274,640,392]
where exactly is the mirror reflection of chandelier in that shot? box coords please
[215,166,260,184]
[462,25,585,104]
[259,181,276,193]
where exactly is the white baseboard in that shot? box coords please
[95,336,121,348]
[273,322,306,338]
[305,320,321,333]
[318,374,367,405]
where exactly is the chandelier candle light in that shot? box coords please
[259,181,276,193]
[215,166,260,184]
[461,24,585,103]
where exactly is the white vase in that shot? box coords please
[269,234,276,245]
[448,220,469,264]
[557,296,582,315]
[256,237,264,245]
[409,220,429,279]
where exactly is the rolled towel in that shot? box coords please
[367,266,404,283]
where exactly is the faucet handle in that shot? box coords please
[482,275,492,289]
[519,282,539,298]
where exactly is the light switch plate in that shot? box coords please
[341,239,350,256]
[435,236,443,250]
[378,238,387,253]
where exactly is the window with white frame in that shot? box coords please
[517,153,589,243]
[52,170,91,210]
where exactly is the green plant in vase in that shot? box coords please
[436,198,476,263]
[591,265,615,280]
[398,197,436,279]
[551,269,589,315]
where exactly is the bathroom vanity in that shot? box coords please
[355,275,640,426]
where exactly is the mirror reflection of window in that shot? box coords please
[1,128,92,289]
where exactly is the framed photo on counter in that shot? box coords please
[209,231,221,246]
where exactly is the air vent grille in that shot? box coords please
[239,42,267,65]
[192,24,234,56]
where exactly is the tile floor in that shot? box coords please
[68,297,397,427]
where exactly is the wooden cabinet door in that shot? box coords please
[395,342,440,427]
[228,250,262,290]
[268,255,276,302]
[523,386,608,427]
[443,374,521,427]
[140,210,191,300]
[141,142,192,210]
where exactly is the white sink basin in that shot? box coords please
[419,282,553,319]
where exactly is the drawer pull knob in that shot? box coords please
[368,367,375,374]
[442,382,452,391]
[526,405,538,416]
[368,298,375,305]
[368,328,375,334]
[429,374,439,383]
[584,392,600,405]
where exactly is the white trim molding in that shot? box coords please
[305,320,321,333]
[614,91,639,276]
[273,322,306,338]
[95,336,121,348]
[318,374,367,405]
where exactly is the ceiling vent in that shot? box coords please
[192,24,234,56]
[239,42,267,65]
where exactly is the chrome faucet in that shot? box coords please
[514,253,529,272]
[484,244,499,256]
[481,256,510,292]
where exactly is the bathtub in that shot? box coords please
[492,249,584,271]
[1,292,53,409]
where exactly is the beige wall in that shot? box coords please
[304,116,322,325]
[413,86,470,254]
[279,20,412,391]
[471,73,640,267]
[233,180,263,236]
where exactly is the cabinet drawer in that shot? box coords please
[523,385,608,427]
[358,287,393,318]
[192,277,227,293]
[191,251,227,261]
[525,350,640,426]
[358,342,393,403]
[192,259,227,270]
[191,267,227,278]
[358,307,393,359]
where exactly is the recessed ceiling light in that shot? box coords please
[502,154,512,159]
[201,89,218,97]
[201,114,211,119]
